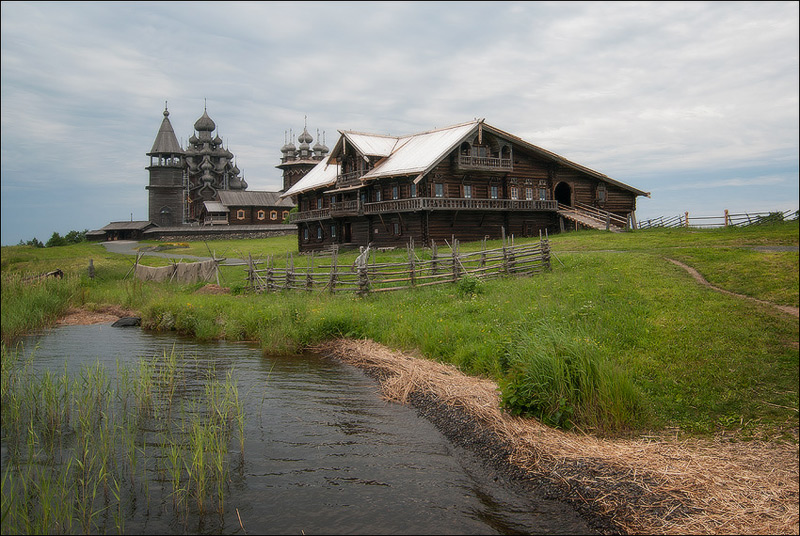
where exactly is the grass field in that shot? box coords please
[2,221,798,439]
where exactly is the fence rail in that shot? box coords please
[245,233,551,295]
[637,209,798,230]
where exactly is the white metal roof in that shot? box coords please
[341,132,399,157]
[282,119,650,199]
[281,155,340,198]
[361,121,479,181]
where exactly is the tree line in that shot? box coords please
[18,229,88,248]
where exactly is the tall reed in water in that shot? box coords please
[0,344,246,534]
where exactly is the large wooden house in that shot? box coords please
[281,119,649,252]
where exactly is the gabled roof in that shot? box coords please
[479,123,651,198]
[218,190,294,207]
[100,221,155,231]
[281,154,340,198]
[282,119,650,198]
[332,131,399,157]
[204,201,229,213]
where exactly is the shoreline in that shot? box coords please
[317,338,799,535]
[51,308,799,534]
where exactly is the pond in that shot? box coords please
[2,324,594,535]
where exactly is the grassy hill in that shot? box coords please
[2,221,797,439]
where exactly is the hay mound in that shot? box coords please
[316,338,799,535]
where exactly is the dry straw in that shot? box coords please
[316,338,799,535]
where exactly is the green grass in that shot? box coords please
[2,221,798,439]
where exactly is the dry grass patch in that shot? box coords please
[317,338,799,535]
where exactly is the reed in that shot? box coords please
[0,344,246,534]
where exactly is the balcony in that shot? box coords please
[290,197,557,222]
[364,197,556,213]
[457,155,512,171]
[336,170,364,188]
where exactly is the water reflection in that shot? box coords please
[5,324,593,535]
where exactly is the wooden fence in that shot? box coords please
[245,234,551,295]
[637,209,798,230]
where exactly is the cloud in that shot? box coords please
[1,1,797,245]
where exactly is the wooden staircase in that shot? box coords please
[557,202,628,232]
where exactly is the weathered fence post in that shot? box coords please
[247,253,255,290]
[685,212,690,228]
[285,253,294,290]
[724,209,730,227]
[431,240,438,276]
[408,239,416,287]
[501,227,509,274]
[328,248,338,293]
[306,252,314,291]
[451,239,459,282]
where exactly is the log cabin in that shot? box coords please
[281,118,650,252]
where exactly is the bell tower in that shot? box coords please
[146,103,185,226]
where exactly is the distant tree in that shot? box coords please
[46,232,66,248]
[64,229,87,244]
[26,237,44,248]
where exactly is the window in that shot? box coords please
[490,185,499,199]
[393,222,400,235]
[525,187,533,200]
[597,184,607,204]
[317,226,323,240]
[303,228,309,241]
[410,183,417,198]
[375,189,382,202]
[330,225,336,238]
[236,209,245,220]
[434,183,444,198]
[270,210,278,220]
[539,188,547,201]
[282,210,289,220]
[392,185,399,200]
[463,184,472,198]
[317,198,323,210]
[257,210,266,220]
[510,187,519,200]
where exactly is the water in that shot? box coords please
[4,324,594,535]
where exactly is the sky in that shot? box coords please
[1,1,798,246]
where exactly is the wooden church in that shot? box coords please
[145,105,298,228]
[281,119,650,252]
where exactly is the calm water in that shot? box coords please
[5,324,594,535]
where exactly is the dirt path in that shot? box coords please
[318,339,799,535]
[665,258,799,317]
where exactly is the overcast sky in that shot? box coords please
[1,1,798,245]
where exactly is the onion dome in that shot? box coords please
[313,129,325,155]
[194,109,216,132]
[213,135,223,146]
[298,126,313,145]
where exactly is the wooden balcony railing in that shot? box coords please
[364,197,557,213]
[336,171,364,188]
[457,155,512,170]
[204,215,229,225]
[290,197,558,222]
